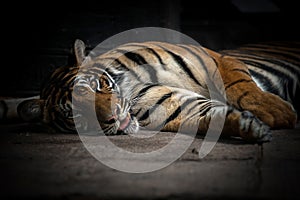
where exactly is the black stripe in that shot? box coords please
[113,59,130,71]
[225,79,252,90]
[134,108,142,116]
[188,44,210,57]
[226,106,235,117]
[146,47,167,70]
[118,50,158,83]
[104,67,122,83]
[185,98,208,113]
[156,97,197,128]
[105,58,142,84]
[186,101,212,120]
[248,69,281,96]
[236,91,249,110]
[165,50,203,87]
[146,48,165,66]
[232,54,300,76]
[211,57,220,79]
[179,45,210,76]
[186,110,200,121]
[124,44,166,68]
[284,79,290,102]
[89,64,119,84]
[156,92,173,105]
[42,68,77,100]
[228,49,300,66]
[231,68,251,76]
[114,59,141,82]
[66,92,73,107]
[242,48,300,62]
[243,59,295,84]
[61,75,77,91]
[134,84,160,99]
[198,101,215,118]
[138,92,173,121]
[162,106,181,127]
[243,60,299,91]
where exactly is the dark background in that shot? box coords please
[2,0,300,96]
[1,2,300,199]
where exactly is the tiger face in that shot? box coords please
[72,53,139,135]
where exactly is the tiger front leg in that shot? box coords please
[131,85,271,142]
[209,52,297,129]
[222,107,272,142]
[177,99,272,143]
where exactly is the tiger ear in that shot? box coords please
[74,39,89,66]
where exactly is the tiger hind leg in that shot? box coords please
[206,50,297,129]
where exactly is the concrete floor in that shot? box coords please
[0,123,300,199]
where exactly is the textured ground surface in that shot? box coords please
[0,123,300,199]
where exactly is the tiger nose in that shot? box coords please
[105,115,117,124]
[94,92,120,118]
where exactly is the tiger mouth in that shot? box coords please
[118,114,131,131]
[105,113,134,133]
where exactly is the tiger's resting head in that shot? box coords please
[71,39,139,135]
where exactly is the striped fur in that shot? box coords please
[2,40,299,143]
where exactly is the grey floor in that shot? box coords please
[1,123,300,199]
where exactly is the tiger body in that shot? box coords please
[4,40,299,143]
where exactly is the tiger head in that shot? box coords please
[72,39,139,135]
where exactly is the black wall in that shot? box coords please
[2,0,299,96]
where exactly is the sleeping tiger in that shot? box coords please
[1,40,299,143]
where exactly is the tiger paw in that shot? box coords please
[240,91,297,129]
[239,111,272,143]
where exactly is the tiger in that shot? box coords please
[1,39,298,143]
